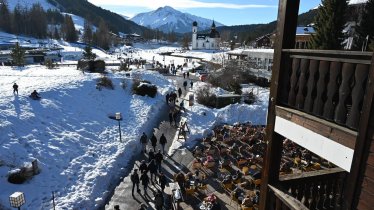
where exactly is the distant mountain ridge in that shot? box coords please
[131,6,225,33]
[4,0,149,35]
[47,0,148,34]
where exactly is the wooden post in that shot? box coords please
[343,52,374,209]
[52,191,56,210]
[32,159,39,175]
[259,1,300,210]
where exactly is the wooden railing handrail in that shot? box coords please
[268,184,310,210]
[282,49,373,57]
[279,168,346,182]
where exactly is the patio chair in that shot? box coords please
[252,179,261,190]
[241,205,254,210]
[242,166,249,175]
[192,162,202,170]
[204,161,215,168]
[237,159,248,168]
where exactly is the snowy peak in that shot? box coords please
[131,6,225,33]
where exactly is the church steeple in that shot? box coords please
[211,20,216,29]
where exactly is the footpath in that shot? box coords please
[104,75,197,210]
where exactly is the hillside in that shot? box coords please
[131,6,224,33]
[47,0,149,34]
[214,9,318,43]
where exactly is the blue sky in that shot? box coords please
[88,0,321,26]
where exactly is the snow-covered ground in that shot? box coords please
[0,65,175,209]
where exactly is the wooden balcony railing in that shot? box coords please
[278,49,372,130]
[267,168,347,210]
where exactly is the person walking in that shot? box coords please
[183,81,187,91]
[150,133,157,152]
[159,133,167,154]
[130,169,141,195]
[172,92,178,104]
[148,159,157,183]
[140,171,150,195]
[154,190,164,210]
[180,100,185,112]
[155,149,163,172]
[166,93,170,104]
[148,149,155,162]
[140,132,148,153]
[190,80,193,89]
[158,172,167,192]
[183,72,186,79]
[187,71,189,78]
[13,83,18,95]
[178,88,182,98]
[139,160,148,174]
[168,111,173,126]
[173,111,178,127]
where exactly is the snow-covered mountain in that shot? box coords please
[131,6,225,33]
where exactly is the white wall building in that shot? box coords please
[192,21,221,50]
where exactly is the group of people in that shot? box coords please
[165,90,184,127]
[139,132,167,154]
[12,83,41,100]
[128,131,170,210]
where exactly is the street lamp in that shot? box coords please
[115,112,122,142]
[109,112,123,142]
[9,192,25,210]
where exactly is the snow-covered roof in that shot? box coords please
[349,0,368,5]
[296,27,315,35]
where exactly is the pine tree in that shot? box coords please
[63,15,77,42]
[309,0,348,50]
[29,3,47,38]
[82,45,96,60]
[82,20,93,44]
[181,35,190,50]
[11,4,24,35]
[0,0,11,33]
[97,19,110,50]
[53,26,60,40]
[355,0,374,51]
[11,42,25,67]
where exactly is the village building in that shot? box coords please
[191,21,221,50]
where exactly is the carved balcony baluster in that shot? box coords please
[312,61,329,116]
[323,62,341,120]
[334,63,355,124]
[304,60,319,113]
[296,59,309,109]
[288,58,300,106]
[346,64,369,129]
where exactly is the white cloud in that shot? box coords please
[88,0,276,9]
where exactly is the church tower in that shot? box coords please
[192,21,198,50]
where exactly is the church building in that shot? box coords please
[191,21,221,50]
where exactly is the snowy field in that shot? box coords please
[0,65,175,209]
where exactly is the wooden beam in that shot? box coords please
[268,185,309,210]
[345,52,374,209]
[259,1,300,210]
[276,106,357,149]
